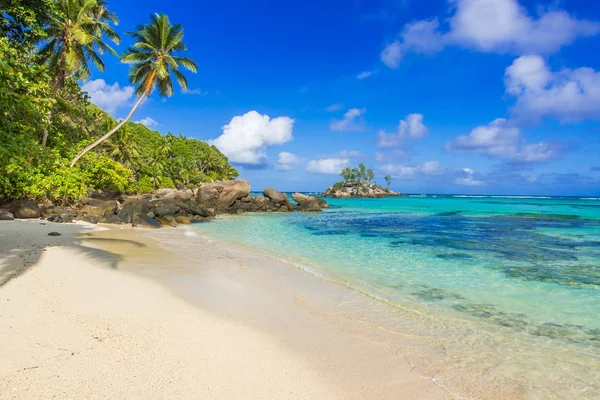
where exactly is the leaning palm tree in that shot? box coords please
[70,13,197,167]
[39,0,120,146]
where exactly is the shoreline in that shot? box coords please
[0,220,452,399]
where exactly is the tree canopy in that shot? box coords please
[0,1,238,204]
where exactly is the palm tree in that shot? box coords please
[70,13,197,167]
[39,0,120,146]
[104,126,140,172]
[384,175,392,189]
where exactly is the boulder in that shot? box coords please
[264,188,287,203]
[12,199,41,219]
[82,215,99,224]
[0,210,14,220]
[196,180,251,213]
[156,215,177,227]
[251,195,269,211]
[79,197,118,217]
[132,214,161,228]
[99,214,126,225]
[175,216,191,224]
[292,193,324,212]
[48,214,74,223]
[40,204,79,218]
[118,199,150,224]
[155,188,195,201]
[149,198,211,218]
[149,199,182,217]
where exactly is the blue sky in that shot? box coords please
[83,0,600,195]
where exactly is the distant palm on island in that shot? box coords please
[323,163,400,198]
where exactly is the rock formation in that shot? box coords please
[322,181,401,198]
[1,180,329,228]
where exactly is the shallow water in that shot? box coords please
[194,195,600,399]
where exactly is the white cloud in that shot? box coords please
[357,71,373,79]
[306,158,350,174]
[81,79,134,113]
[455,168,484,186]
[377,113,428,148]
[276,152,302,171]
[210,111,295,166]
[446,118,559,163]
[381,19,445,68]
[182,88,208,95]
[330,108,366,132]
[506,55,600,123]
[325,103,345,112]
[135,117,160,128]
[381,160,442,179]
[381,162,483,186]
[381,0,599,68]
[336,150,361,158]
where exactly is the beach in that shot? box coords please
[0,220,450,400]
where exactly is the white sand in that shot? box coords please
[0,221,342,399]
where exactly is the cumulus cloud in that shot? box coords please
[330,108,366,132]
[210,111,294,166]
[377,113,428,148]
[306,158,350,174]
[135,117,160,128]
[505,55,600,123]
[445,118,559,163]
[381,0,599,68]
[357,71,373,79]
[325,103,345,112]
[81,79,134,113]
[276,152,302,171]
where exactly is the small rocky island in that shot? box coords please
[322,163,401,198]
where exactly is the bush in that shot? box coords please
[80,154,132,193]
[39,167,89,203]
[332,181,344,190]
[159,177,175,189]
[128,176,154,194]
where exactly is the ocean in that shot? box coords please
[192,194,600,398]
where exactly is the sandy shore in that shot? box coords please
[0,220,451,399]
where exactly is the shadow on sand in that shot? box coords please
[0,221,146,288]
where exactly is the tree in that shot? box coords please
[38,0,120,145]
[340,167,355,182]
[357,162,367,181]
[366,168,374,183]
[70,13,197,167]
[384,175,392,189]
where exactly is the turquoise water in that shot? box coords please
[194,195,600,398]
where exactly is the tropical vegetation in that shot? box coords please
[0,0,237,204]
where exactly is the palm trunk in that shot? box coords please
[70,93,146,167]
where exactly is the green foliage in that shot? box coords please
[128,176,154,194]
[80,154,132,193]
[340,163,375,183]
[122,13,197,97]
[384,175,392,189]
[0,3,237,205]
[37,167,89,203]
[39,0,120,92]
[0,0,56,45]
[332,181,344,190]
